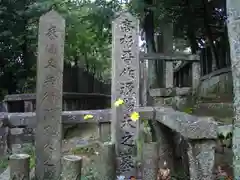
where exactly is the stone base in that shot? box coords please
[187,140,216,180]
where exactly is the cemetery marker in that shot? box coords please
[35,10,65,180]
[111,12,140,178]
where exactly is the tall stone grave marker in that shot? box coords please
[35,10,65,180]
[111,12,140,178]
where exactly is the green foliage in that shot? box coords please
[0,0,122,95]
[183,107,193,114]
[0,157,8,169]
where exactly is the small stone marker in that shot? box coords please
[35,10,65,180]
[61,155,82,180]
[9,154,30,180]
[111,12,140,178]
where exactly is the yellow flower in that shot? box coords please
[130,112,140,121]
[114,98,124,107]
[84,114,94,120]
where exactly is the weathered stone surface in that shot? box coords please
[142,142,158,180]
[112,12,140,178]
[24,101,34,112]
[154,106,217,139]
[9,154,30,180]
[0,102,7,112]
[5,109,111,126]
[61,155,82,180]
[193,102,233,119]
[198,67,233,99]
[10,127,34,144]
[98,122,111,142]
[100,142,116,180]
[6,108,154,127]
[0,167,10,180]
[149,87,191,97]
[0,127,8,156]
[187,140,216,180]
[227,2,240,177]
[192,62,200,90]
[35,10,65,180]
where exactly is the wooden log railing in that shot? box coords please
[0,106,217,179]
[3,93,111,112]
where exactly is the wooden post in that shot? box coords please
[101,142,116,180]
[9,154,30,180]
[162,23,174,88]
[227,1,240,178]
[61,155,82,180]
[112,12,140,178]
[35,10,65,180]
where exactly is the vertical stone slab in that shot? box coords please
[0,127,8,156]
[187,140,215,180]
[227,1,240,178]
[112,12,140,178]
[142,142,158,179]
[24,101,33,112]
[192,62,200,90]
[35,10,65,180]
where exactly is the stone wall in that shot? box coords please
[150,87,194,111]
[198,67,233,100]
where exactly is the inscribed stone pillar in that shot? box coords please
[112,12,140,179]
[35,10,65,180]
[227,1,240,178]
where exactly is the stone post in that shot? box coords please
[35,10,65,180]
[192,62,200,90]
[101,142,116,180]
[24,101,33,112]
[112,12,140,178]
[98,122,111,142]
[0,127,8,157]
[187,140,216,180]
[61,155,82,180]
[226,2,240,178]
[142,142,158,179]
[9,154,30,180]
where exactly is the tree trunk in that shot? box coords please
[143,0,157,88]
[185,0,198,54]
[226,0,240,178]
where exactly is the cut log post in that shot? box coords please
[9,154,30,180]
[142,142,158,180]
[101,142,116,180]
[61,155,82,180]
